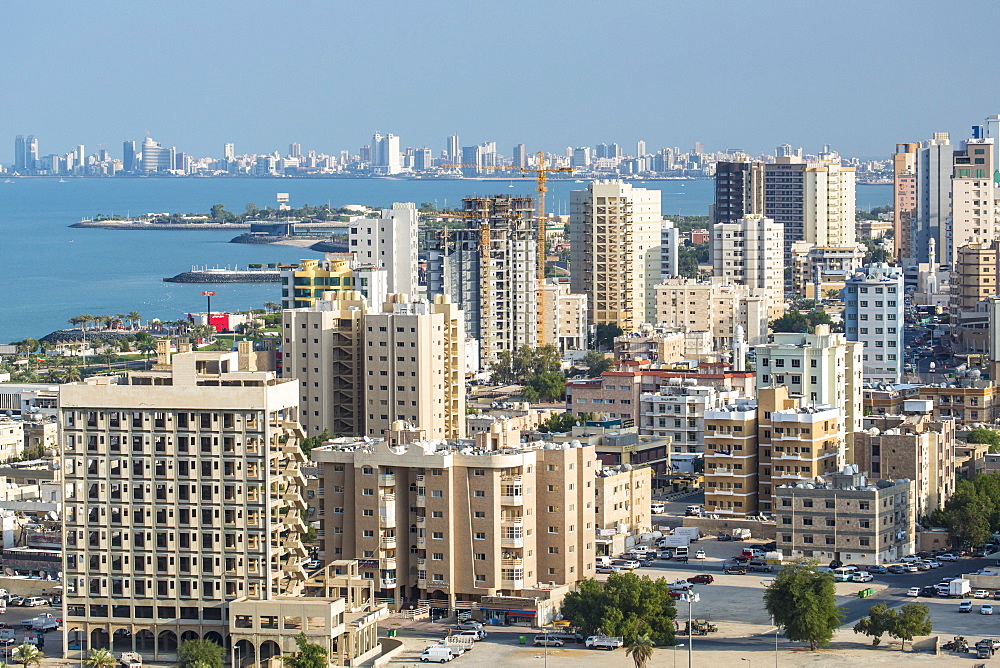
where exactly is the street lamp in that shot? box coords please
[680,591,700,668]
[672,642,685,668]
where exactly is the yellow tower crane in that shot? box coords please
[441,153,574,345]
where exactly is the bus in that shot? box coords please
[832,566,858,582]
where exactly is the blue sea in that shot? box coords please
[0,177,891,343]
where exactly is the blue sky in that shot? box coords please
[2,0,996,162]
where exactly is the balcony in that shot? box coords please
[501,536,524,548]
[381,557,397,570]
[501,557,524,567]
[501,579,525,589]
[771,452,805,461]
[417,577,427,587]
[380,513,396,527]
[500,495,524,505]
[380,493,396,503]
[417,537,426,547]
[381,536,397,549]
[378,474,396,487]
[380,578,397,588]
[500,517,523,526]
[707,489,735,496]
[417,558,426,567]
[415,494,426,506]
[500,475,522,483]
[709,469,735,477]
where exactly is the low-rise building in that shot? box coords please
[917,371,1000,425]
[0,418,24,462]
[639,382,743,454]
[541,426,671,489]
[594,465,653,556]
[773,468,914,565]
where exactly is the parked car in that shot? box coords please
[748,561,773,573]
[905,564,919,573]
[687,574,714,585]
[456,621,483,630]
[852,572,874,583]
[619,560,641,570]
[724,564,747,575]
[694,550,706,560]
[994,590,1000,600]
[717,533,732,542]
[455,629,486,641]
[938,553,959,561]
[975,590,990,599]
[887,564,907,574]
[533,635,564,647]
[983,604,995,615]
[960,600,974,613]
[550,632,584,644]
[867,565,888,574]
[925,560,941,569]
[906,587,920,597]
[597,565,622,574]
[919,586,938,597]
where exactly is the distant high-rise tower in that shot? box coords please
[713,161,764,225]
[447,135,460,164]
[913,133,953,265]
[224,142,235,161]
[571,147,592,168]
[694,141,704,155]
[14,135,27,172]
[636,140,647,157]
[413,148,433,171]
[289,142,301,158]
[122,140,137,172]
[513,143,527,168]
[892,142,919,262]
[776,143,794,157]
[140,136,171,172]
[372,132,401,175]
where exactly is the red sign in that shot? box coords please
[201,291,216,296]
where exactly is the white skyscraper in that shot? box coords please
[712,215,784,299]
[350,202,419,298]
[372,132,401,175]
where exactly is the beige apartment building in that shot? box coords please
[774,470,913,565]
[312,435,599,616]
[893,143,920,262]
[283,292,465,440]
[58,348,313,662]
[570,180,662,331]
[803,161,857,248]
[711,215,784,300]
[539,280,588,352]
[702,387,845,517]
[654,278,776,348]
[790,243,865,299]
[951,242,999,353]
[949,138,998,264]
[594,465,652,556]
[853,412,956,517]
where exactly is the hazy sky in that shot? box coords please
[3,1,997,162]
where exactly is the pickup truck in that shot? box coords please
[20,613,58,632]
[585,635,624,650]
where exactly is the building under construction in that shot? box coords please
[426,195,538,365]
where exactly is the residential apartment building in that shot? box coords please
[711,215,784,299]
[842,264,905,383]
[0,418,25,461]
[614,327,687,364]
[764,158,807,259]
[570,180,662,331]
[790,243,865,299]
[702,387,846,517]
[312,436,599,612]
[594,465,653,556]
[755,325,863,458]
[773,469,914,565]
[59,348,311,661]
[948,138,998,264]
[280,253,387,310]
[539,280,588,353]
[661,219,680,279]
[917,371,1000,425]
[913,133,953,265]
[282,292,465,439]
[853,412,956,517]
[712,161,764,225]
[893,143,920,262]
[349,202,419,297]
[542,425,671,489]
[425,195,537,363]
[654,277,776,348]
[803,161,856,248]
[639,382,742,454]
[951,242,999,353]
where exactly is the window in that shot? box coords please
[432,553,443,560]
[473,490,485,498]
[432,511,443,518]
[474,532,486,540]
[431,490,443,498]
[432,532,444,539]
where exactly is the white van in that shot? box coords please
[420,645,456,663]
[596,556,613,567]
[650,503,666,514]
[22,597,48,607]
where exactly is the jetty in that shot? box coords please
[163,266,293,283]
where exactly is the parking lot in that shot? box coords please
[385,535,1000,667]
[0,601,63,660]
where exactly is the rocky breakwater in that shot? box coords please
[163,267,282,283]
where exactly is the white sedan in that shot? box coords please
[975,590,990,599]
[983,604,995,615]
[851,572,874,583]
[906,587,920,597]
[694,550,706,560]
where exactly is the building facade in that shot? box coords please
[711,215,784,299]
[842,264,905,383]
[349,203,419,298]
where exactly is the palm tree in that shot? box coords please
[263,301,280,313]
[62,365,82,383]
[83,647,116,667]
[114,314,127,330]
[127,311,141,330]
[68,315,87,330]
[138,341,157,369]
[625,634,654,668]
[12,642,42,667]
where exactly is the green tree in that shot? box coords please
[887,603,932,650]
[138,340,158,368]
[940,479,994,548]
[210,203,234,222]
[852,602,896,646]
[525,371,566,403]
[83,647,117,667]
[769,311,811,333]
[177,638,224,668]
[280,632,328,668]
[299,430,331,457]
[127,311,141,329]
[967,427,1000,452]
[763,563,843,651]
[11,643,42,667]
[561,573,676,645]
[579,350,613,377]
[537,412,595,434]
[625,634,655,668]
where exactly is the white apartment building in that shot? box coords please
[804,161,857,247]
[754,324,863,459]
[654,277,776,348]
[59,348,309,661]
[350,203,419,298]
[639,381,743,454]
[570,180,662,331]
[539,281,588,353]
[282,292,465,440]
[711,215,784,299]
[842,264,905,383]
[950,138,999,264]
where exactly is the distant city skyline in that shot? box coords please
[2,1,995,164]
